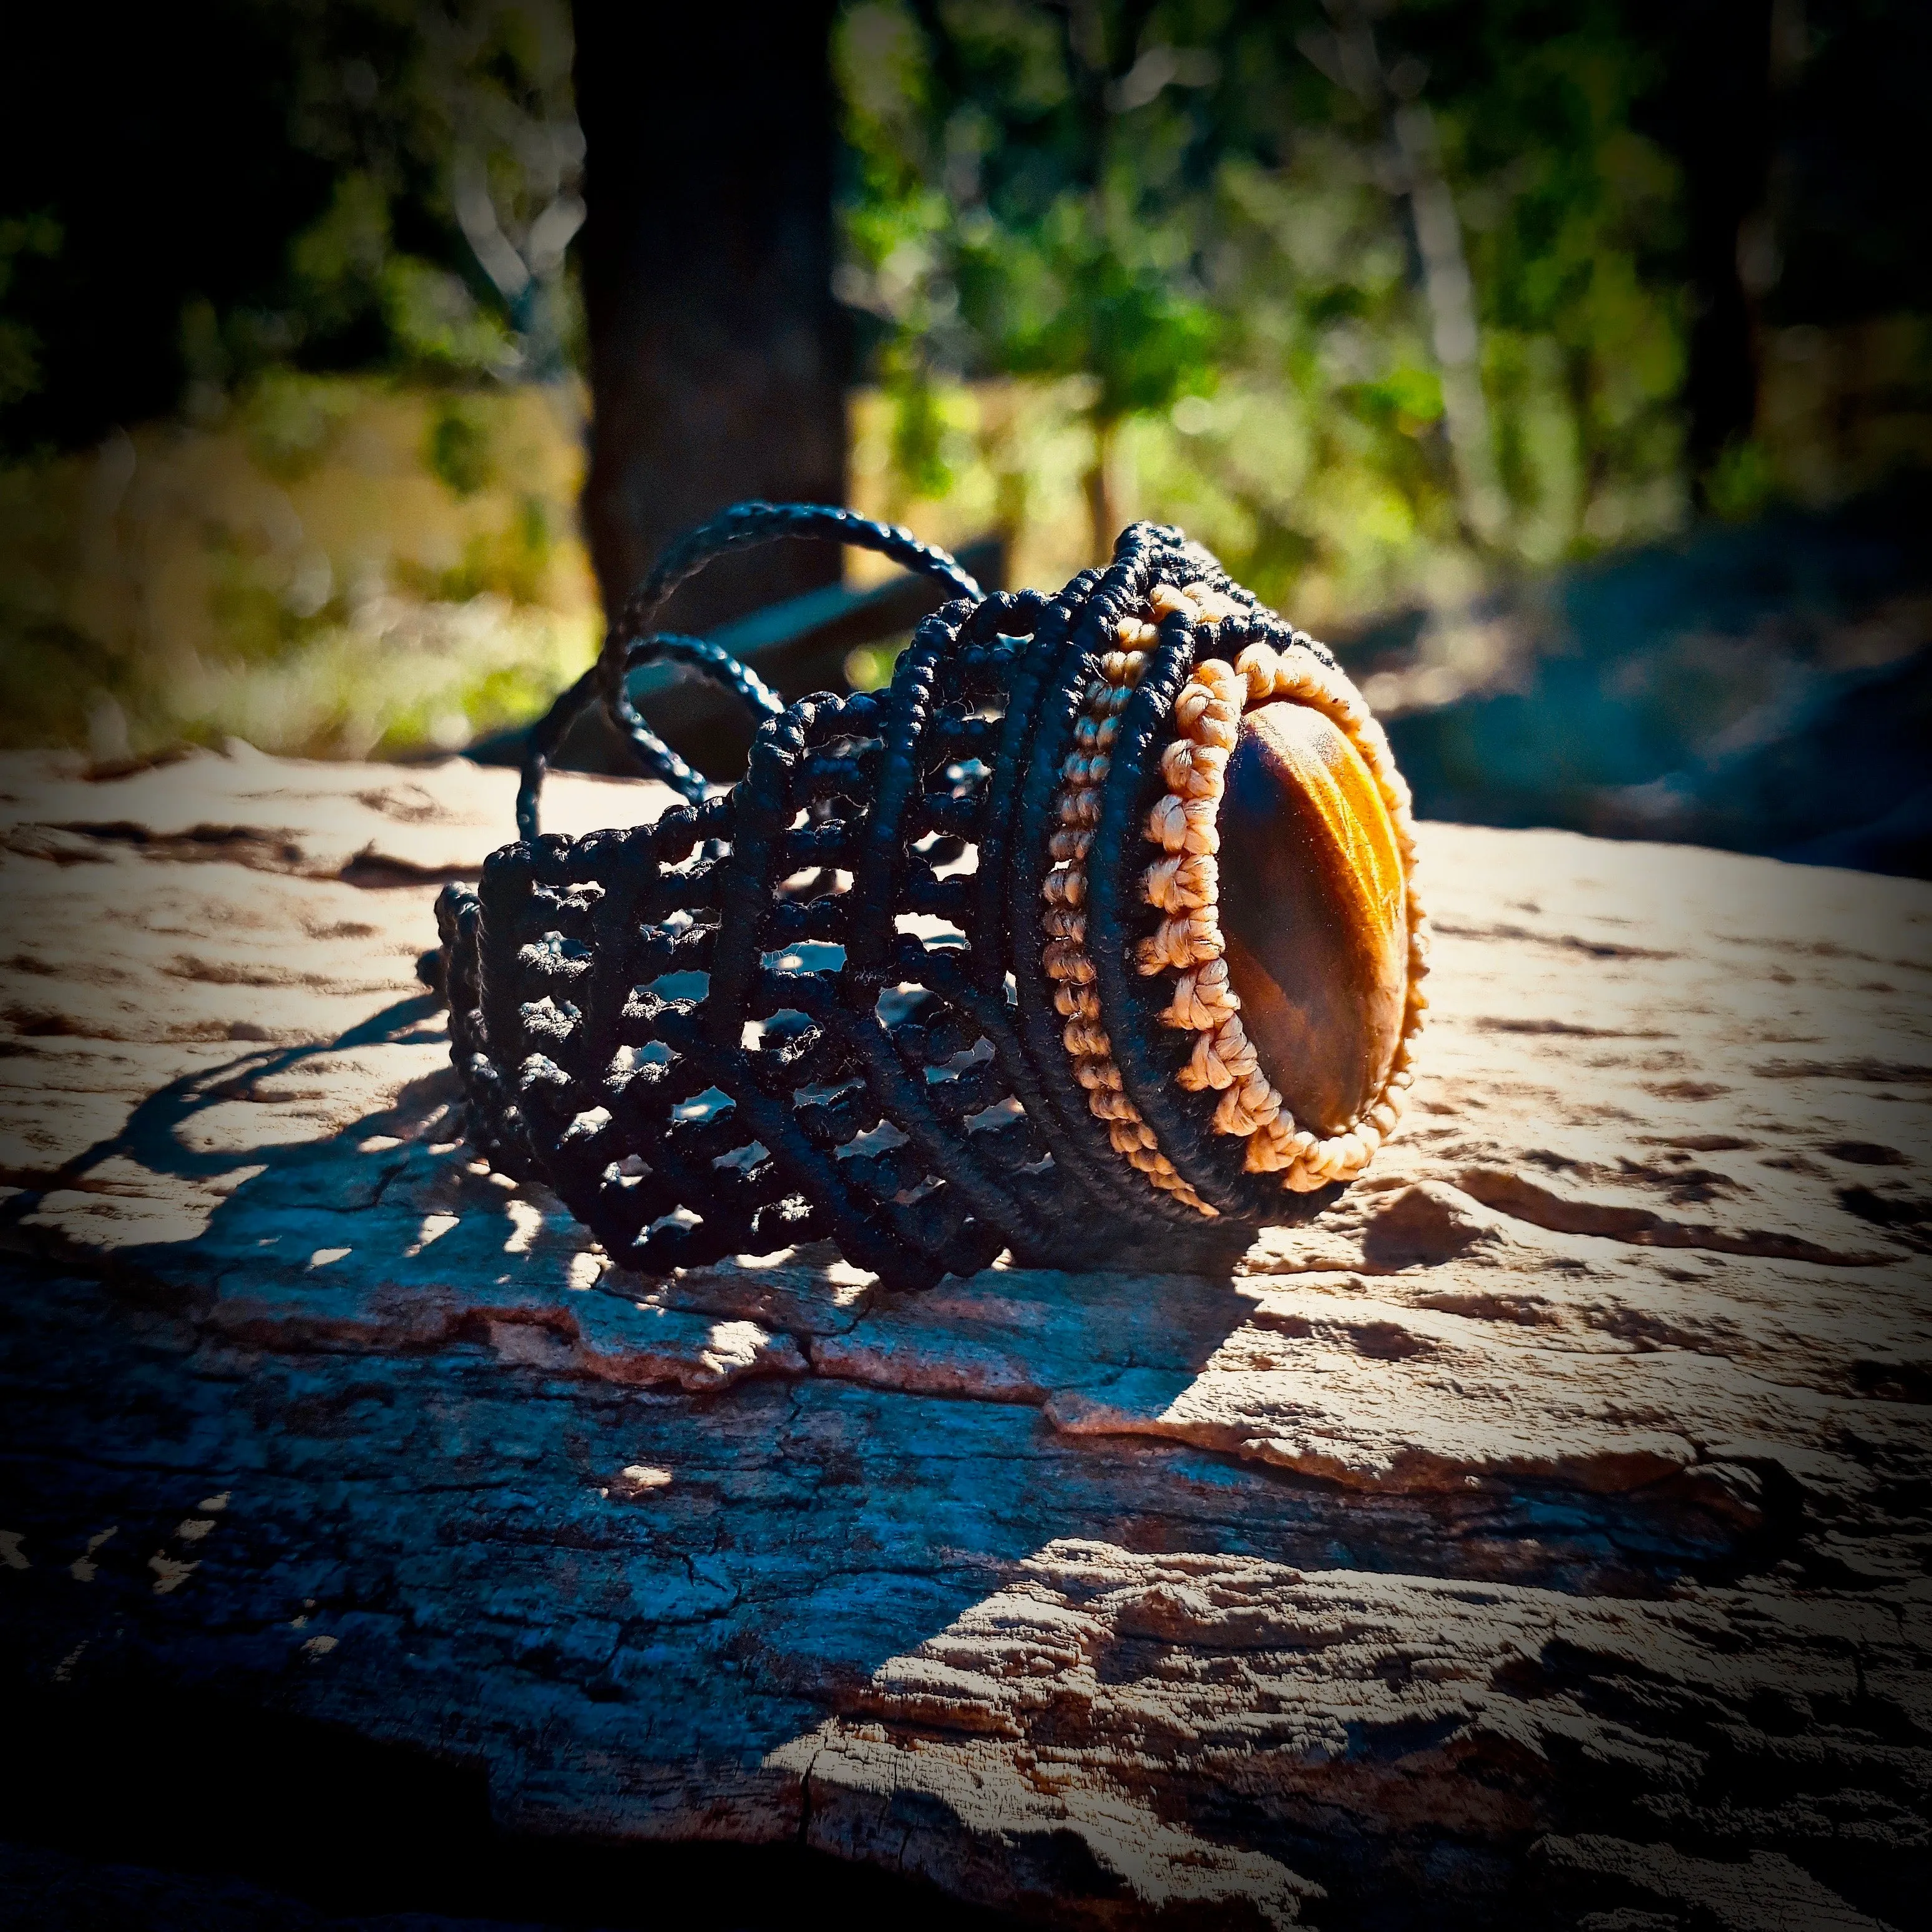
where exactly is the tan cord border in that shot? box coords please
[1138,618,1430,1193]
[1039,582,1247,1218]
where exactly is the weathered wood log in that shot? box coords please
[2,745,1928,1928]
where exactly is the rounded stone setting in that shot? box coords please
[1215,699,1409,1136]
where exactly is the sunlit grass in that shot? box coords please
[0,373,599,761]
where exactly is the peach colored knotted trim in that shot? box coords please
[1038,583,1241,1217]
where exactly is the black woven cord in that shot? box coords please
[970,584,1078,990]
[437,504,1394,1289]
[519,504,975,839]
[1001,532,1218,1234]
[1084,618,1286,1224]
[588,504,981,825]
[608,503,982,688]
[1011,638,1193,1237]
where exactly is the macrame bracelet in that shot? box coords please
[433,504,1427,1292]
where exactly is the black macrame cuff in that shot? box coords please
[435,504,1347,1292]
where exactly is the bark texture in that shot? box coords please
[1,746,1928,1928]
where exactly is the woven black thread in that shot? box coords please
[440,507,1364,1290]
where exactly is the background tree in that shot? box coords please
[570,0,846,635]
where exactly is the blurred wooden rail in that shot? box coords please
[464,534,1007,783]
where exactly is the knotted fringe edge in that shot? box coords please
[1040,591,1219,1217]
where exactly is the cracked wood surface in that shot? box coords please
[1,744,1928,1929]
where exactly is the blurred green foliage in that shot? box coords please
[2,1,1925,771]
[0,374,595,762]
[0,0,582,460]
[836,0,1689,610]
[0,1,597,763]
[426,399,502,499]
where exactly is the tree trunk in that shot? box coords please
[1638,0,1775,490]
[1393,102,1506,549]
[1085,414,1120,565]
[572,0,846,768]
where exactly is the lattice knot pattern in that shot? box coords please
[435,503,1428,1292]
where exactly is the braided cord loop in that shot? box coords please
[517,633,783,838]
[445,507,1419,1291]
[518,504,979,839]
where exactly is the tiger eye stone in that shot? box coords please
[1216,700,1408,1136]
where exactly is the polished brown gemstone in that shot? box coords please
[1215,700,1408,1136]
